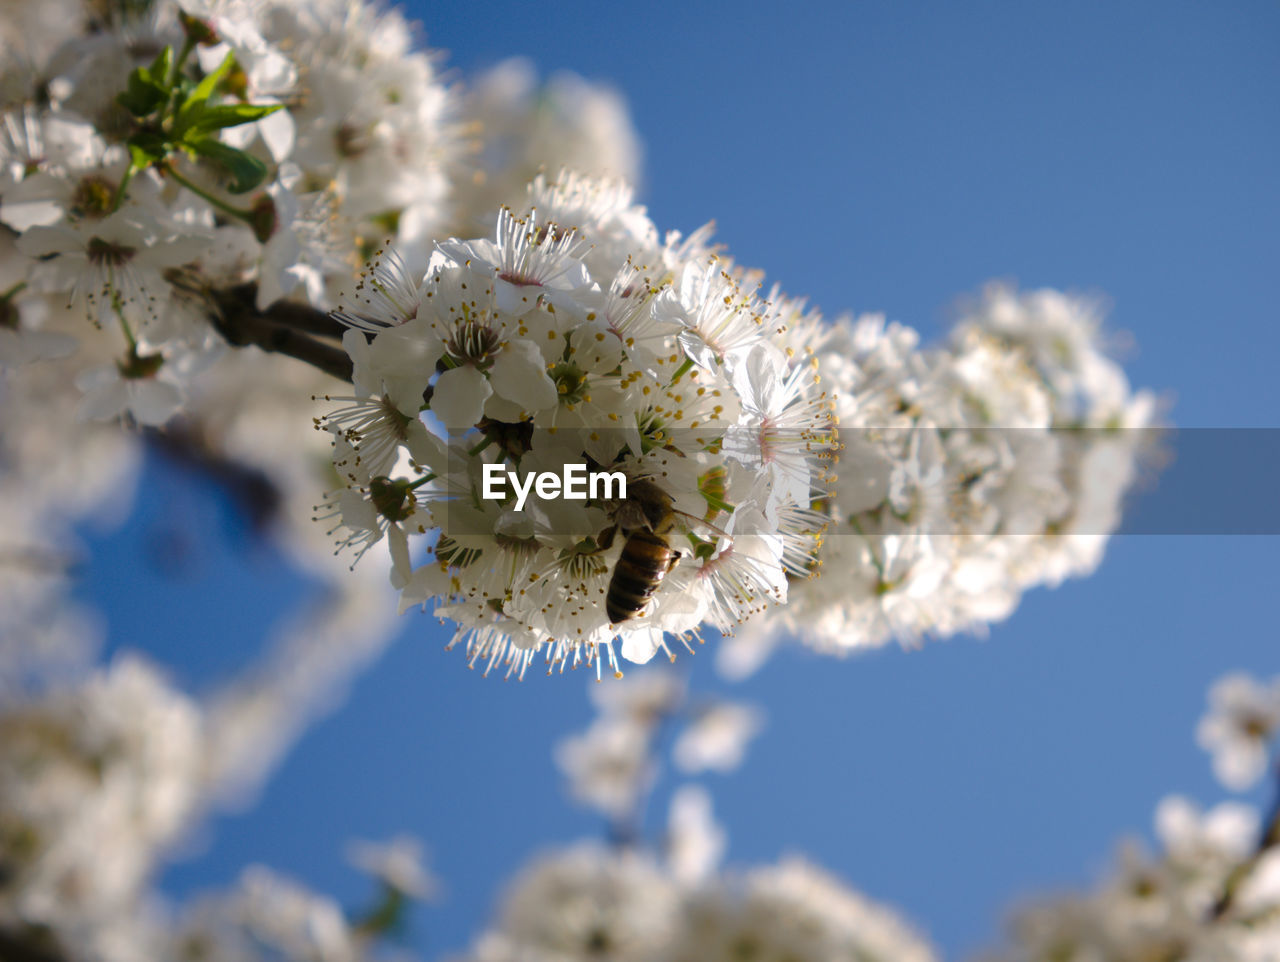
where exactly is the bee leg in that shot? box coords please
[597,524,618,551]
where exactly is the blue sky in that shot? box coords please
[79,1,1280,957]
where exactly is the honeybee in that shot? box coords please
[599,479,727,626]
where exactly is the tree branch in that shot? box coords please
[209,285,353,383]
[0,926,70,962]
[146,423,283,533]
[1212,766,1280,920]
[225,284,348,338]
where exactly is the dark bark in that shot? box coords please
[0,926,70,962]
[1211,766,1280,920]
[146,424,283,532]
[209,285,353,383]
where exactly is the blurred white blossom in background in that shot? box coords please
[1197,673,1280,792]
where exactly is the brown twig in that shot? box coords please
[209,284,354,383]
[1212,766,1280,920]
[0,926,70,962]
[224,283,348,338]
[146,423,283,532]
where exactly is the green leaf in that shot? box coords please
[189,139,268,194]
[116,67,167,117]
[183,51,234,113]
[126,131,169,166]
[170,75,195,117]
[180,102,283,138]
[147,45,173,86]
[127,143,152,169]
[130,130,170,155]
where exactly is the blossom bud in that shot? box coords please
[250,195,277,244]
[178,11,220,46]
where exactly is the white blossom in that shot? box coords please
[347,834,440,901]
[1198,672,1280,791]
[323,176,835,678]
[672,700,764,774]
[665,785,725,886]
[0,656,204,943]
[720,285,1158,672]
[555,716,655,821]
[466,844,679,962]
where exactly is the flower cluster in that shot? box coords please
[319,171,837,678]
[0,657,204,948]
[453,58,643,238]
[0,0,1158,687]
[454,668,1280,962]
[721,284,1158,676]
[455,667,937,962]
[0,0,467,426]
[0,0,646,702]
[1198,672,1280,791]
[0,2,1209,960]
[455,845,938,962]
[0,0,639,431]
[981,670,1280,962]
[554,668,761,840]
[162,851,435,962]
[981,797,1275,962]
[0,649,436,962]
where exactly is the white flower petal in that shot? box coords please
[491,338,557,412]
[431,365,493,430]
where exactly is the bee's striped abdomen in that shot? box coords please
[606,529,676,625]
